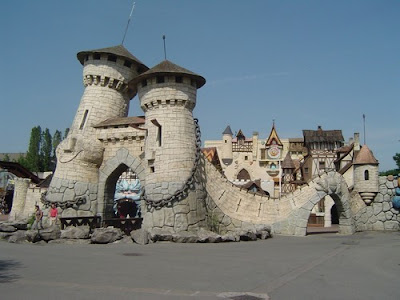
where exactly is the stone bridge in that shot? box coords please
[203,157,355,236]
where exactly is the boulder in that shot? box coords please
[197,228,222,243]
[6,221,28,230]
[130,228,149,245]
[61,226,90,239]
[0,224,17,233]
[171,231,198,243]
[221,233,240,242]
[91,227,123,244]
[239,230,258,241]
[39,226,61,242]
[25,230,41,243]
[8,231,27,243]
[0,232,14,240]
[148,228,174,242]
[258,230,271,240]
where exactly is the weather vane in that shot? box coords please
[121,1,136,45]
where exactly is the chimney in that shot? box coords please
[354,133,360,151]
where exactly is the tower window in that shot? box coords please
[191,79,196,87]
[156,76,165,84]
[151,119,162,147]
[364,170,369,180]
[141,80,147,87]
[79,110,89,130]
[124,60,132,68]
[175,76,183,83]
[85,55,89,61]
[93,54,101,60]
[107,55,117,62]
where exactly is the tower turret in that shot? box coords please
[353,145,379,205]
[47,45,148,207]
[130,60,205,203]
[221,125,233,163]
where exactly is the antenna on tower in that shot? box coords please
[163,35,167,60]
[363,114,366,145]
[121,1,136,45]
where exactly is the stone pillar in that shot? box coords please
[9,178,30,221]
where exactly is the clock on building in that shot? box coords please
[268,145,280,159]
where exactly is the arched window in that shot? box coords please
[364,170,369,180]
[237,169,251,181]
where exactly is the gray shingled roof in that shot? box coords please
[303,126,344,143]
[129,60,206,88]
[77,44,149,71]
[222,125,233,135]
[281,152,295,169]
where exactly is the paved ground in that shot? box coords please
[1,231,400,299]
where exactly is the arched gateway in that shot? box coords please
[276,172,355,236]
[97,148,145,219]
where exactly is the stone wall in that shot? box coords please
[353,176,399,231]
[142,170,207,234]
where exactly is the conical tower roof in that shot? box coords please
[266,123,282,147]
[129,60,206,88]
[77,44,149,71]
[354,145,379,165]
[222,125,233,135]
[281,152,295,169]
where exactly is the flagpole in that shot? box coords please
[122,1,136,45]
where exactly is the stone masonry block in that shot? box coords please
[373,203,383,216]
[63,188,75,202]
[75,182,88,196]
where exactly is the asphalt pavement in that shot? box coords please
[1,231,400,299]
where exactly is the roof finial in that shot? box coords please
[273,119,275,127]
[163,35,167,60]
[121,1,136,45]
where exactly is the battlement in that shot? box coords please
[83,74,129,93]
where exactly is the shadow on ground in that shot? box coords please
[0,260,21,283]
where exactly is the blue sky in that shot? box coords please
[1,0,399,171]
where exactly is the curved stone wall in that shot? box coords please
[353,176,399,231]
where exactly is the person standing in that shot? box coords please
[48,203,58,226]
[32,205,43,230]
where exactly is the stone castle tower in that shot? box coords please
[46,45,148,207]
[45,45,208,233]
[129,60,208,232]
[353,145,379,205]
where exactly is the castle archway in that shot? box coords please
[278,172,355,236]
[237,169,251,181]
[97,148,145,219]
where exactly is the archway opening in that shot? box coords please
[331,204,339,224]
[237,169,251,181]
[104,164,142,219]
[307,195,340,234]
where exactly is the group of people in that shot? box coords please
[32,203,59,230]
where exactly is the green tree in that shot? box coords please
[52,130,62,160]
[2,154,10,162]
[393,153,400,169]
[25,126,42,172]
[40,128,52,171]
[64,128,70,139]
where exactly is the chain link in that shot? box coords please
[143,118,202,209]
